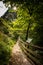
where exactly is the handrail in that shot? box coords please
[19,43,35,65]
[19,39,43,50]
[19,38,43,65]
[20,42,41,59]
[30,45,43,50]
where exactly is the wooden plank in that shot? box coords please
[30,45,43,50]
[19,43,35,65]
[19,39,43,50]
[20,42,41,59]
[19,41,43,65]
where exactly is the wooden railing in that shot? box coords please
[18,38,43,65]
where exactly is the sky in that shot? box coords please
[0,1,8,17]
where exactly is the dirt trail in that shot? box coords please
[9,41,32,65]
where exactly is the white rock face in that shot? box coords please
[0,1,8,17]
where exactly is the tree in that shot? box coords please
[2,0,43,44]
[0,0,43,65]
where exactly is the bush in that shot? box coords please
[0,42,11,65]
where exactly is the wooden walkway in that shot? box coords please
[9,41,32,65]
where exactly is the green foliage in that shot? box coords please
[0,18,16,65]
[29,3,43,46]
[11,6,31,41]
[0,1,43,65]
[0,41,11,65]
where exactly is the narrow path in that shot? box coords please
[9,41,32,65]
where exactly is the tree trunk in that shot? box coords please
[26,22,30,40]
